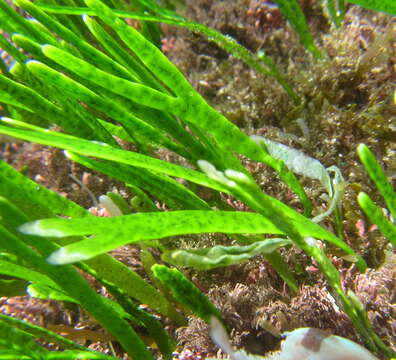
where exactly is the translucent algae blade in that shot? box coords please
[161,238,291,270]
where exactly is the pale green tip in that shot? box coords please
[47,247,89,265]
[41,44,55,55]
[224,169,250,184]
[19,221,65,237]
[197,160,237,188]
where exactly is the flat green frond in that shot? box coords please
[26,60,185,154]
[42,351,122,360]
[0,259,59,289]
[0,161,88,219]
[41,43,178,110]
[358,144,396,218]
[162,238,291,270]
[0,34,28,64]
[15,0,135,81]
[0,0,56,45]
[82,14,166,91]
[199,161,364,269]
[65,153,211,210]
[35,3,300,102]
[81,254,185,323]
[0,318,47,357]
[358,192,396,246]
[347,0,396,15]
[20,210,282,264]
[0,224,153,360]
[152,265,222,322]
[20,208,361,266]
[0,119,228,193]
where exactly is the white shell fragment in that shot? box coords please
[209,317,379,360]
[98,195,123,217]
[278,327,379,360]
[209,316,236,359]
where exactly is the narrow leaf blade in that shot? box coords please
[161,238,291,270]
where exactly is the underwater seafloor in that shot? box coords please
[0,1,395,359]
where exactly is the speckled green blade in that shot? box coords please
[21,210,280,237]
[37,6,309,211]
[96,120,134,143]
[0,0,56,45]
[15,0,135,82]
[152,265,222,323]
[38,43,237,165]
[12,34,172,149]
[51,0,89,35]
[0,224,153,360]
[77,1,274,159]
[34,0,85,39]
[0,5,17,34]
[348,0,396,15]
[264,251,298,293]
[26,60,185,154]
[20,210,282,264]
[44,20,309,212]
[0,160,87,219]
[0,191,179,321]
[82,14,165,92]
[0,119,228,193]
[42,351,122,360]
[66,153,211,210]
[10,62,118,146]
[34,3,300,103]
[83,0,217,96]
[358,193,396,246]
[86,268,176,359]
[41,44,178,112]
[161,238,291,270]
[0,34,28,64]
[0,73,54,128]
[0,313,88,352]
[199,162,366,271]
[82,253,184,324]
[0,316,47,356]
[358,144,396,218]
[0,90,33,112]
[14,21,194,152]
[0,259,58,290]
[27,283,78,303]
[19,209,356,266]
[0,72,105,138]
[12,33,62,71]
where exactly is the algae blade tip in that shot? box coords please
[47,247,89,265]
[19,220,66,238]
